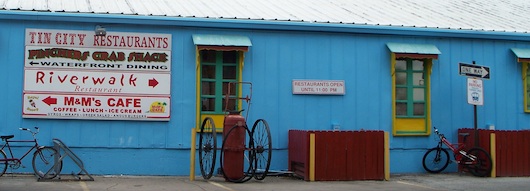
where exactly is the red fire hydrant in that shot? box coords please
[222,111,246,181]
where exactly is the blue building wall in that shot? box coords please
[1,12,529,175]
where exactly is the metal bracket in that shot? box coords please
[38,138,94,181]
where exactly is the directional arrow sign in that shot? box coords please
[42,96,57,106]
[459,63,490,79]
[148,78,159,88]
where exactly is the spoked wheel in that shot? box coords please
[0,150,7,177]
[251,119,272,180]
[220,125,254,183]
[199,117,217,180]
[32,147,62,179]
[463,147,492,177]
[422,147,450,173]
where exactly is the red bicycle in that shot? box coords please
[422,126,492,177]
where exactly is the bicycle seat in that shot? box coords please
[227,109,245,115]
[458,133,470,137]
[1,135,14,140]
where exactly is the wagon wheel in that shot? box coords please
[251,119,272,180]
[199,117,217,180]
[220,125,255,183]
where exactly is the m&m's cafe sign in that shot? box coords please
[22,28,171,121]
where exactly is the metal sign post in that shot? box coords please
[467,78,483,146]
[460,61,489,147]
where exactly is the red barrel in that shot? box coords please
[223,114,246,181]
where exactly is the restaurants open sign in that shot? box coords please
[292,80,345,95]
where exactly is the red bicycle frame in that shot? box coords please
[434,128,477,164]
[0,128,42,164]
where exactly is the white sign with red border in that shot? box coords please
[23,28,172,121]
[25,46,171,72]
[23,93,170,120]
[25,28,171,50]
[24,69,170,95]
[292,80,345,95]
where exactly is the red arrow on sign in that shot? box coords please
[148,78,159,88]
[42,96,57,106]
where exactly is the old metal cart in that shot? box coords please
[198,82,272,183]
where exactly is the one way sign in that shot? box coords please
[459,63,490,79]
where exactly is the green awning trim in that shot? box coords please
[511,48,530,59]
[386,43,441,55]
[192,34,252,47]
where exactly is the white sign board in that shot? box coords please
[23,29,172,121]
[25,46,171,71]
[24,69,171,95]
[23,93,170,120]
[467,78,483,105]
[292,80,345,95]
[25,28,171,49]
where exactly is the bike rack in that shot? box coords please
[38,138,94,181]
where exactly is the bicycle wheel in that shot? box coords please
[251,119,272,180]
[422,147,450,173]
[220,125,254,183]
[0,150,7,177]
[32,147,62,179]
[199,117,217,180]
[463,147,492,177]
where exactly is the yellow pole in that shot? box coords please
[384,132,390,180]
[309,133,315,181]
[189,128,197,181]
[490,133,496,178]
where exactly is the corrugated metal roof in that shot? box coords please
[1,0,530,33]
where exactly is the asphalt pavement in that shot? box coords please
[0,173,528,191]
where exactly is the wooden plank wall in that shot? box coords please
[288,130,385,181]
[458,128,530,177]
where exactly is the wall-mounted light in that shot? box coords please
[95,25,106,36]
[332,123,340,131]
[488,124,495,130]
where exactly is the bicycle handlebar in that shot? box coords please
[18,127,39,137]
[433,126,444,139]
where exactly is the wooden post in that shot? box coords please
[384,132,390,180]
[189,128,197,181]
[490,133,496,178]
[309,133,315,181]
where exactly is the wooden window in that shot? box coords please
[510,48,530,112]
[200,50,239,114]
[395,59,426,118]
[524,63,530,112]
[392,56,432,136]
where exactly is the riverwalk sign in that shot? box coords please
[459,63,490,79]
